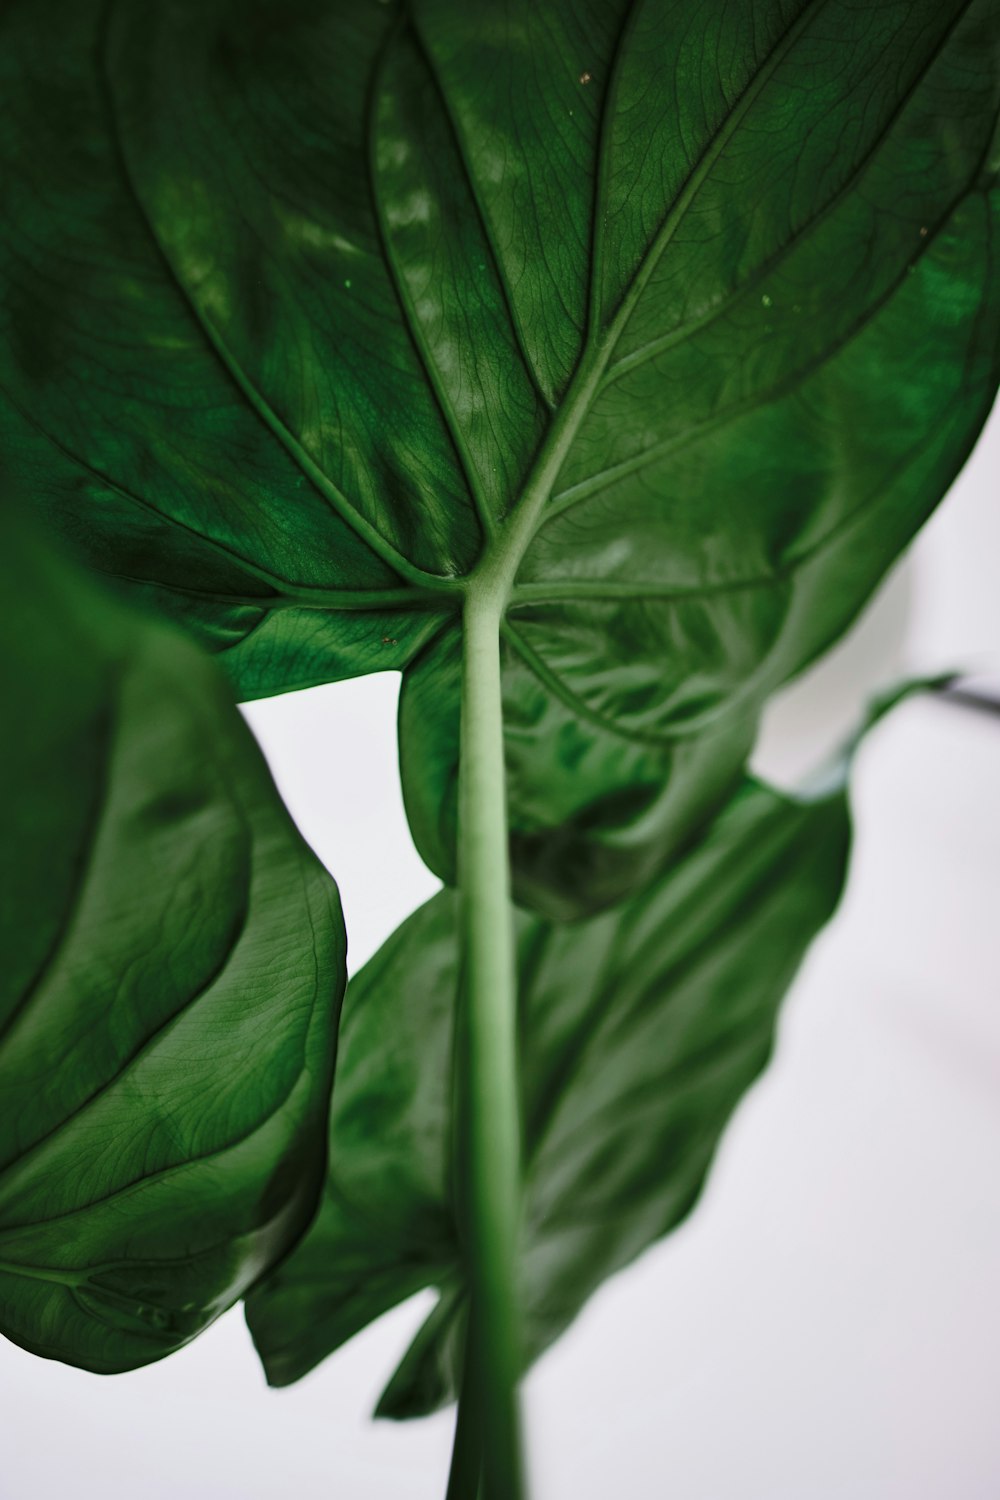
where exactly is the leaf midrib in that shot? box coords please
[462,0,828,604]
[595,0,976,391]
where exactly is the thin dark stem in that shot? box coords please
[935,683,1000,719]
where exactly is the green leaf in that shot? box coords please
[245,768,851,1410]
[0,507,345,1373]
[2,0,997,912]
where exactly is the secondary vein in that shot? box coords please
[366,19,498,542]
[501,620,671,749]
[99,0,454,595]
[409,11,556,416]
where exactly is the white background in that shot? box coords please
[0,407,997,1499]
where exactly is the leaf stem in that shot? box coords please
[456,588,526,1500]
[446,1310,484,1500]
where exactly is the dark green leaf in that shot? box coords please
[245,769,851,1409]
[2,0,997,912]
[0,507,345,1373]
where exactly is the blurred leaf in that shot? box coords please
[0,509,345,1372]
[1,1,997,913]
[246,770,851,1410]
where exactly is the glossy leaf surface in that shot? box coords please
[0,510,345,1373]
[246,771,851,1409]
[1,0,997,912]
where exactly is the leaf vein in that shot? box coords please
[598,0,977,389]
[99,0,447,593]
[545,186,972,526]
[366,20,497,540]
[408,10,556,414]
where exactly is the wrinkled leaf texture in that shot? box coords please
[246,767,851,1413]
[0,506,345,1372]
[0,0,997,914]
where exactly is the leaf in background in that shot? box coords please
[245,768,852,1410]
[0,507,345,1373]
[1,0,997,913]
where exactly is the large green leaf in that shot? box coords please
[0,507,345,1373]
[2,0,997,913]
[245,767,851,1412]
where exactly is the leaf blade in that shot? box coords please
[2,0,997,911]
[246,768,851,1399]
[0,509,346,1372]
